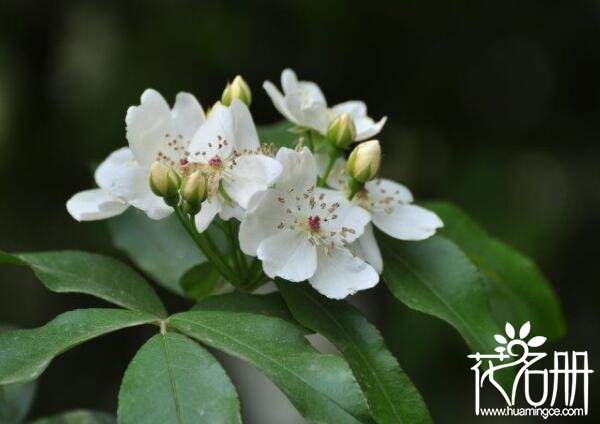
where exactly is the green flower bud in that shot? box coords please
[221,75,252,106]
[327,113,356,150]
[181,170,208,215]
[347,140,381,183]
[149,162,181,206]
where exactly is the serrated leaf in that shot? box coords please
[170,293,373,424]
[0,325,36,423]
[519,322,531,339]
[0,250,166,318]
[109,209,204,295]
[179,263,220,301]
[424,201,565,339]
[277,282,432,424]
[381,234,501,355]
[257,121,300,148]
[30,410,115,423]
[505,323,515,339]
[0,309,156,384]
[118,333,240,424]
[527,336,546,347]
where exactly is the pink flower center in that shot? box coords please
[307,215,321,231]
[179,158,189,166]
[208,155,223,169]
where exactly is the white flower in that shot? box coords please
[239,147,379,299]
[186,100,282,232]
[263,68,386,140]
[67,89,205,221]
[324,157,443,273]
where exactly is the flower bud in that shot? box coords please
[221,75,252,106]
[327,113,356,150]
[149,162,181,206]
[347,140,381,183]
[181,170,208,215]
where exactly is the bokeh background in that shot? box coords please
[0,0,598,422]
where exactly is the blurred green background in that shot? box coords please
[0,0,598,422]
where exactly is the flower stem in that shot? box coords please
[174,207,241,285]
[319,154,336,187]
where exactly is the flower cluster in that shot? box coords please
[67,69,443,299]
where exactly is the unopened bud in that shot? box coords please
[149,162,181,206]
[221,75,252,106]
[347,140,381,183]
[181,170,208,215]
[327,113,356,149]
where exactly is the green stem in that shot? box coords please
[318,154,336,187]
[174,208,240,285]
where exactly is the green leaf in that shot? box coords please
[109,209,203,295]
[424,201,566,338]
[0,309,156,384]
[0,324,37,423]
[171,293,373,424]
[257,121,299,148]
[179,263,220,301]
[0,250,167,318]
[118,333,241,424]
[381,234,500,355]
[30,410,115,423]
[277,282,432,424]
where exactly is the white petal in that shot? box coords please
[365,178,414,204]
[194,197,222,232]
[352,223,383,274]
[239,190,289,255]
[188,103,234,162]
[219,202,244,222]
[94,147,136,191]
[230,99,260,150]
[317,188,371,244]
[66,189,128,221]
[263,81,298,124]
[125,89,174,166]
[355,116,387,141]
[285,92,328,133]
[309,248,379,299]
[274,147,318,193]
[332,100,367,118]
[171,92,205,140]
[223,155,282,209]
[372,204,443,241]
[281,68,299,94]
[257,231,317,282]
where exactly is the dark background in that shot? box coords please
[0,0,598,422]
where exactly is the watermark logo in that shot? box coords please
[468,322,593,419]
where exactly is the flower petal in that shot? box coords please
[309,248,379,299]
[230,99,260,150]
[364,178,414,205]
[239,190,289,255]
[94,147,137,191]
[188,103,234,162]
[194,197,222,232]
[317,188,371,244]
[66,189,128,221]
[352,223,383,274]
[371,204,443,241]
[263,80,297,124]
[281,68,299,94]
[171,92,205,141]
[223,154,283,209]
[125,89,174,166]
[274,147,318,194]
[355,116,387,141]
[257,230,317,282]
